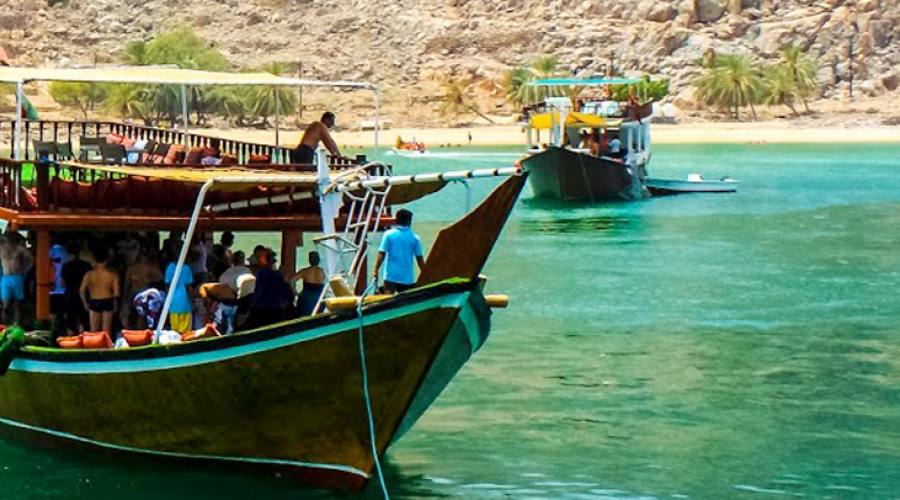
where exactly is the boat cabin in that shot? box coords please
[521,78,654,168]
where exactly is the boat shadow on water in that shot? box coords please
[0,431,449,499]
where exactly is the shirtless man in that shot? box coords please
[80,247,120,333]
[292,111,348,164]
[0,233,33,325]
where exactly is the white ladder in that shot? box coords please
[313,183,392,312]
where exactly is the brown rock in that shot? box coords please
[695,0,725,22]
[648,4,677,22]
[869,20,893,48]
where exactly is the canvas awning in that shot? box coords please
[528,111,617,130]
[0,65,373,89]
[60,162,445,204]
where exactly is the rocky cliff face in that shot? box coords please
[2,0,898,125]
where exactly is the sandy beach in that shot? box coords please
[203,121,900,149]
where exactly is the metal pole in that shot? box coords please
[274,86,280,163]
[373,87,380,150]
[13,81,23,160]
[156,179,214,335]
[180,84,189,149]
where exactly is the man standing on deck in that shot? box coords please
[0,233,33,325]
[291,111,348,164]
[372,209,425,294]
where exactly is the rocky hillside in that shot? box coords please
[2,0,898,125]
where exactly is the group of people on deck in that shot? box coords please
[0,205,425,342]
[577,129,622,158]
[40,231,336,340]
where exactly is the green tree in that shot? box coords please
[762,67,800,116]
[769,44,819,113]
[693,53,762,120]
[437,77,494,125]
[119,26,230,125]
[528,55,565,102]
[104,84,150,123]
[207,86,252,127]
[143,26,228,70]
[611,76,670,102]
[245,63,298,126]
[49,82,107,119]
[501,66,533,107]
[121,40,150,66]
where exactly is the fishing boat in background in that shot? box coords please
[645,174,739,196]
[519,78,737,202]
[520,78,654,202]
[391,135,427,156]
[0,66,527,491]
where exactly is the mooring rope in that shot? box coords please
[356,279,390,499]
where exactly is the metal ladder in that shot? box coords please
[313,182,392,312]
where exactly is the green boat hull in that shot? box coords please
[0,280,490,490]
[522,146,645,201]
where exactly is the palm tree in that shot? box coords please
[501,67,532,107]
[246,63,298,126]
[104,84,151,123]
[529,55,565,102]
[437,77,494,125]
[121,40,150,65]
[693,53,762,120]
[772,44,819,113]
[208,86,252,127]
[762,66,800,117]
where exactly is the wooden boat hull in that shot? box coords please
[522,147,646,202]
[0,280,491,490]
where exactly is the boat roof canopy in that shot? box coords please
[0,65,374,89]
[64,162,330,188]
[528,77,641,86]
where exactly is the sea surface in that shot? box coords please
[3,143,900,499]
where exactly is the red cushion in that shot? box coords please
[121,136,137,148]
[184,147,204,165]
[106,133,125,145]
[82,331,113,349]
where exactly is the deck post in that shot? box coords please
[316,148,341,277]
[156,179,214,335]
[274,86,281,164]
[35,229,51,322]
[180,84,190,150]
[280,230,301,278]
[13,81,23,160]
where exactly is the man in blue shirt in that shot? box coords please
[373,209,425,293]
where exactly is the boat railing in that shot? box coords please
[522,100,654,123]
[0,156,388,215]
[0,119,323,164]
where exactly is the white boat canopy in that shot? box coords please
[0,65,374,89]
[3,65,381,157]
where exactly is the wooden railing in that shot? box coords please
[0,119,311,164]
[0,156,389,215]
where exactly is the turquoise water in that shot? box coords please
[3,143,900,498]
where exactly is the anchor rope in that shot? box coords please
[356,278,390,499]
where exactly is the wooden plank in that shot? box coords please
[35,229,50,321]
[417,173,527,285]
